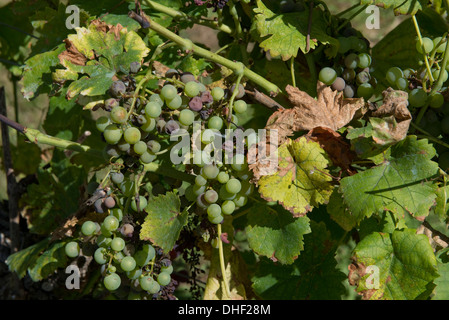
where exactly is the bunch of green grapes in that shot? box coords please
[65,63,255,298]
[64,195,176,299]
[318,33,375,100]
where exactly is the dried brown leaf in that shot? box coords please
[266,82,367,143]
[370,88,411,144]
[58,39,87,66]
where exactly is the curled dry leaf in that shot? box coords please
[266,82,367,143]
[369,88,411,145]
[58,39,87,66]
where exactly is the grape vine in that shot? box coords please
[2,0,449,302]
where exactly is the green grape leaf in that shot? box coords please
[251,221,346,299]
[6,238,50,279]
[351,229,438,300]
[245,204,311,264]
[57,20,150,99]
[28,240,68,282]
[338,136,439,226]
[257,137,334,217]
[434,185,449,221]
[20,44,65,100]
[253,0,338,60]
[20,157,86,235]
[140,192,187,253]
[360,0,427,15]
[432,248,449,300]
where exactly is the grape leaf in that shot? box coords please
[253,0,338,60]
[432,248,449,300]
[360,0,427,15]
[337,136,439,226]
[257,136,334,217]
[57,19,150,100]
[20,44,65,100]
[266,83,366,144]
[28,240,68,282]
[140,192,187,253]
[6,238,50,279]
[251,221,346,299]
[350,229,438,300]
[245,203,311,264]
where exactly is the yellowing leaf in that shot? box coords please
[257,137,333,217]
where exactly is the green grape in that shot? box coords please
[133,141,148,155]
[184,81,200,97]
[344,53,358,69]
[104,273,121,291]
[94,247,108,264]
[110,208,123,222]
[434,37,446,53]
[386,67,404,86]
[100,223,113,237]
[195,175,207,186]
[124,127,141,144]
[409,88,427,107]
[120,256,137,272]
[208,213,223,224]
[219,185,236,201]
[357,83,374,100]
[110,106,128,124]
[139,275,155,291]
[134,251,150,267]
[65,241,80,258]
[416,37,434,54]
[166,94,182,110]
[193,184,206,196]
[204,189,219,204]
[429,92,444,109]
[142,244,156,259]
[201,129,215,144]
[198,82,207,92]
[131,196,148,212]
[126,268,142,280]
[113,251,124,263]
[147,280,161,294]
[107,265,117,274]
[192,150,211,167]
[103,215,119,232]
[157,272,171,286]
[111,237,126,252]
[221,200,236,215]
[233,194,248,207]
[395,78,408,91]
[432,69,448,83]
[147,140,161,153]
[202,164,219,179]
[208,116,224,130]
[81,221,97,236]
[403,68,415,78]
[145,102,162,118]
[207,203,222,218]
[179,109,195,126]
[318,67,337,85]
[226,178,241,194]
[233,100,247,114]
[103,124,123,145]
[117,139,130,152]
[211,87,225,101]
[149,94,164,107]
[140,152,156,164]
[357,53,371,68]
[111,172,124,184]
[141,117,156,132]
[161,264,174,274]
[342,68,356,82]
[96,116,111,132]
[217,171,230,184]
[96,235,112,248]
[160,84,178,101]
[240,180,254,196]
